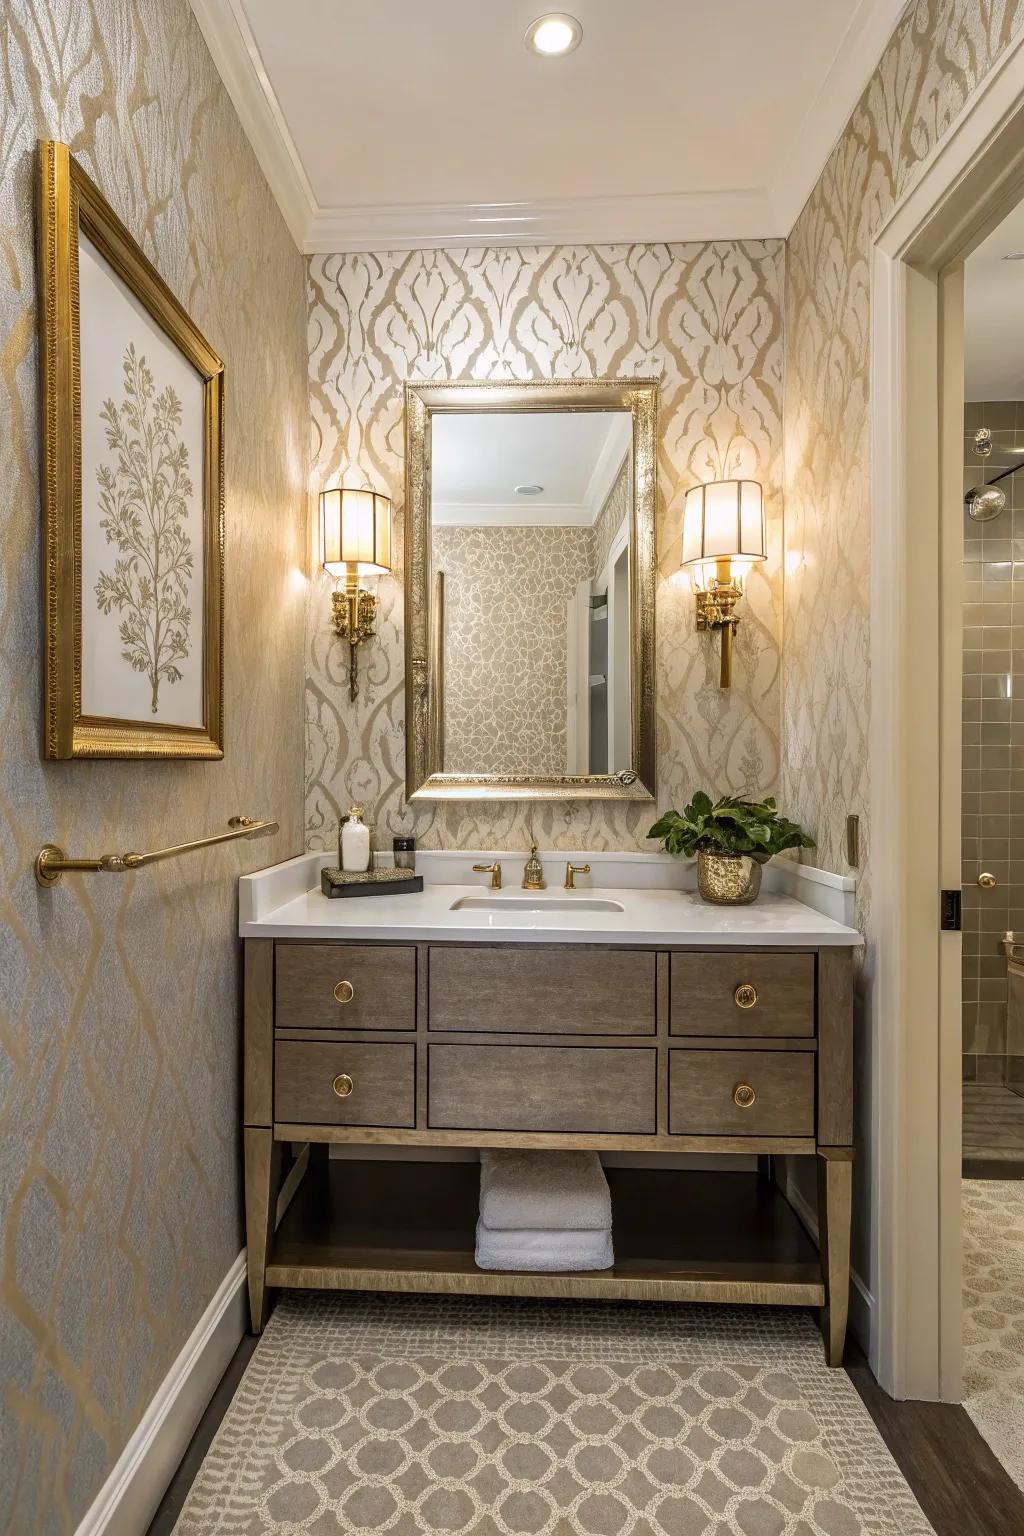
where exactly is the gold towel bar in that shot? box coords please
[35,815,279,887]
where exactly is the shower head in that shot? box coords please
[966,484,1007,521]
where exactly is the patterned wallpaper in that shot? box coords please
[783,0,1024,925]
[432,525,595,776]
[0,2,308,1530]
[306,241,785,852]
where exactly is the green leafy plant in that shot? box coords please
[648,792,815,865]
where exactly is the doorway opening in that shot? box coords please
[957,201,1024,1488]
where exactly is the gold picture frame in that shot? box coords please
[37,140,225,759]
[404,379,657,802]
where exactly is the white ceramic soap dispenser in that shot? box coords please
[341,805,370,872]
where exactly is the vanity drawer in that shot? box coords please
[670,952,814,1037]
[275,944,416,1031]
[669,1049,815,1137]
[275,1041,415,1127]
[428,946,655,1035]
[428,1044,656,1133]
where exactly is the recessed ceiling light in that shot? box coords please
[515,484,544,496]
[525,13,582,57]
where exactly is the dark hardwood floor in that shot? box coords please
[147,1328,1024,1535]
[846,1345,1024,1536]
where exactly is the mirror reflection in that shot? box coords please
[430,410,633,778]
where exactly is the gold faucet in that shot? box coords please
[522,844,546,891]
[472,860,502,890]
[564,861,591,890]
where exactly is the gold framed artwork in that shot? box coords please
[37,140,225,759]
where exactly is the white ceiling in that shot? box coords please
[432,411,630,525]
[965,200,1024,401]
[189,0,906,252]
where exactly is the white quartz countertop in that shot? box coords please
[239,854,861,947]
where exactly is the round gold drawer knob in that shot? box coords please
[734,983,758,1010]
[334,980,355,1004]
[733,1083,756,1109]
[332,1073,354,1099]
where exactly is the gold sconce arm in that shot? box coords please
[331,575,378,701]
[694,580,742,689]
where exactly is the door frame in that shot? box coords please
[870,33,1024,1400]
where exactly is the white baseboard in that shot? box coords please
[781,1172,875,1357]
[75,1143,311,1535]
[75,1252,247,1536]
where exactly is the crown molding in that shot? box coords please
[188,0,316,247]
[433,502,597,528]
[192,0,905,254]
[771,0,909,235]
[304,189,778,253]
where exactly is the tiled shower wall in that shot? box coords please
[962,401,1024,1084]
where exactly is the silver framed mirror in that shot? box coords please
[404,379,657,801]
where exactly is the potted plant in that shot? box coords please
[648,792,815,905]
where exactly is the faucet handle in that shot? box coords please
[473,861,502,890]
[564,861,591,890]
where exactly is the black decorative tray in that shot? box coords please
[321,867,423,899]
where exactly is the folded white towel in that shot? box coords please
[474,1219,613,1273]
[479,1149,612,1231]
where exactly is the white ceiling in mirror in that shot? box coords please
[432,412,631,526]
[187,0,906,249]
[965,198,1024,401]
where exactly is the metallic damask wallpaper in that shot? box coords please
[432,525,595,776]
[783,0,1024,924]
[306,241,785,850]
[0,2,308,1529]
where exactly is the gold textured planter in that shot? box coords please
[696,850,763,905]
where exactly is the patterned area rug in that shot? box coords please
[173,1294,932,1535]
[962,1179,1024,1490]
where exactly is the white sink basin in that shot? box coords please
[450,894,625,914]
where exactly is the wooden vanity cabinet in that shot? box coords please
[244,937,854,1367]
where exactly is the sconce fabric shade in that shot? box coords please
[680,480,765,568]
[320,488,392,576]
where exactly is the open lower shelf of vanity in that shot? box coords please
[265,1160,825,1308]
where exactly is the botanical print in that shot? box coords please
[76,232,206,732]
[95,344,194,714]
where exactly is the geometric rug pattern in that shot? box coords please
[173,1293,933,1534]
[962,1178,1024,1492]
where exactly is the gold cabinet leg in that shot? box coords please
[244,1126,282,1334]
[817,1150,853,1366]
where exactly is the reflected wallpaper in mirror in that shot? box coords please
[430,411,633,778]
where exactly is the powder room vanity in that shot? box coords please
[241,851,860,1366]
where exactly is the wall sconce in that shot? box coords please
[320,487,392,700]
[681,479,765,688]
